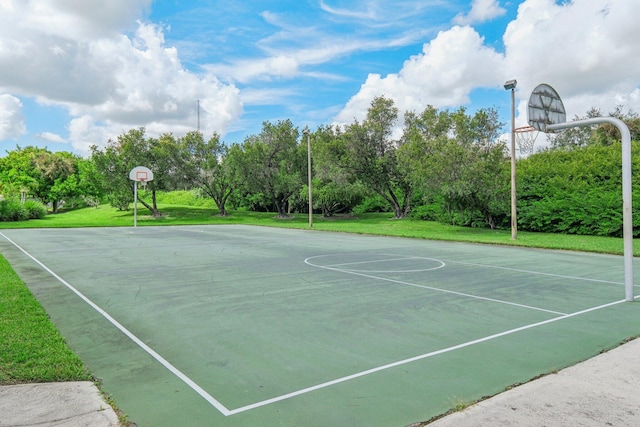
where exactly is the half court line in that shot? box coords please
[305,256,567,316]
[0,232,233,417]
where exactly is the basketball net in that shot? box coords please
[139,179,147,190]
[514,126,539,155]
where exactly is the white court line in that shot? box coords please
[226,298,627,415]
[0,231,233,417]
[322,255,446,273]
[449,259,625,285]
[305,256,567,316]
[327,255,438,268]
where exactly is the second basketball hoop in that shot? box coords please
[514,125,539,155]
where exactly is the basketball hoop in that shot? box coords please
[514,125,539,155]
[129,166,154,228]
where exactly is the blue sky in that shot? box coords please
[1,0,639,156]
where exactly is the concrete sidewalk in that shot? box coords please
[423,337,640,426]
[0,381,119,427]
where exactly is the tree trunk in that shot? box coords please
[275,200,289,218]
[215,200,228,217]
[138,194,160,217]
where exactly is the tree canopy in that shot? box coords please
[3,99,639,237]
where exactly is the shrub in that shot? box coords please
[353,195,390,214]
[23,200,48,219]
[409,203,439,221]
[0,198,28,221]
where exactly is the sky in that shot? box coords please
[0,0,639,157]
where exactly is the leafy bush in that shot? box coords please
[0,198,28,221]
[108,189,131,211]
[409,203,439,221]
[517,142,640,237]
[23,200,47,219]
[353,194,391,214]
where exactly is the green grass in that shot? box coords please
[1,203,635,255]
[0,255,90,385]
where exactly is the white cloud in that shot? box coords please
[37,132,67,144]
[498,0,640,138]
[0,94,26,140]
[335,25,506,124]
[14,0,151,40]
[319,0,377,20]
[454,0,507,25]
[334,0,640,144]
[0,1,242,154]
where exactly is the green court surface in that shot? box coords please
[1,225,638,427]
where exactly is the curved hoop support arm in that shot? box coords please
[548,118,634,301]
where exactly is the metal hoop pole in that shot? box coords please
[548,117,633,301]
[304,129,312,228]
[510,87,517,240]
[133,181,138,228]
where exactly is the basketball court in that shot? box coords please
[1,225,638,426]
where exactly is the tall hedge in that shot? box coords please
[517,142,640,237]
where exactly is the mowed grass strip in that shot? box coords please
[0,255,90,385]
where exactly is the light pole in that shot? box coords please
[303,128,313,228]
[504,79,517,240]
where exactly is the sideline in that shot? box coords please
[0,231,232,417]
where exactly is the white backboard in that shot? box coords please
[129,166,154,182]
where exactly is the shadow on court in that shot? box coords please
[1,225,638,427]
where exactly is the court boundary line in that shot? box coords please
[305,255,567,315]
[226,298,627,415]
[0,231,234,417]
[2,232,635,418]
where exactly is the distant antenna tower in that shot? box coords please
[197,99,200,131]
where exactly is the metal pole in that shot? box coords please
[547,117,633,301]
[510,87,517,240]
[133,181,138,228]
[305,130,313,228]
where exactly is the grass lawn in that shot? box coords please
[0,255,90,384]
[0,202,635,389]
[1,203,635,255]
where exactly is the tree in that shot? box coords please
[342,97,412,218]
[91,128,181,216]
[237,120,304,217]
[33,151,77,212]
[0,147,88,213]
[91,141,133,211]
[0,146,43,198]
[308,125,366,216]
[550,106,640,150]
[179,131,239,216]
[399,106,508,228]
